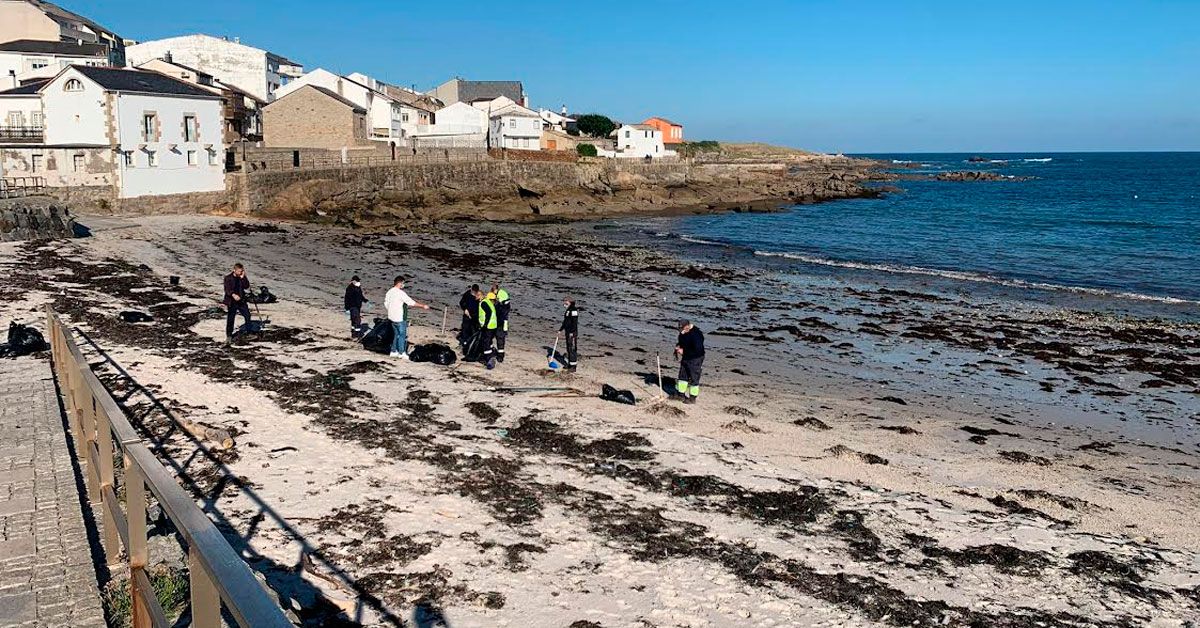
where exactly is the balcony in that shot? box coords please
[0,126,45,143]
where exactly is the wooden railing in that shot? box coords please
[45,307,292,628]
[0,176,45,199]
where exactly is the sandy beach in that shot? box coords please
[4,213,1198,627]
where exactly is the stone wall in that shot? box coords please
[0,196,76,241]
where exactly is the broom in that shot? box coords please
[548,332,561,369]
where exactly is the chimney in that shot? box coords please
[234,37,240,44]
[8,70,16,90]
[561,104,567,116]
[164,51,173,63]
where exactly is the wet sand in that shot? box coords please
[3,214,1198,627]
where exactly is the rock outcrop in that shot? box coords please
[0,196,77,241]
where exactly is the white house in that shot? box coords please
[538,107,575,133]
[409,101,486,148]
[0,65,225,198]
[0,79,43,133]
[486,99,541,150]
[0,39,109,86]
[125,34,303,102]
[603,124,672,159]
[274,69,403,144]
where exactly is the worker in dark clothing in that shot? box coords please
[344,276,368,339]
[491,282,511,362]
[458,284,480,348]
[559,299,580,372]
[223,263,251,346]
[674,320,705,404]
[478,291,499,369]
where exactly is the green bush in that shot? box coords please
[103,566,189,628]
[576,143,598,157]
[575,114,617,138]
[677,140,721,157]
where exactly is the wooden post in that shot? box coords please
[126,458,150,628]
[656,353,665,398]
[96,401,119,562]
[190,547,221,628]
[441,306,447,337]
[76,372,100,499]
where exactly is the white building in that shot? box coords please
[275,69,404,144]
[0,0,127,66]
[602,124,673,159]
[125,34,303,102]
[483,98,541,150]
[0,65,225,198]
[0,39,109,86]
[409,101,486,147]
[538,107,575,133]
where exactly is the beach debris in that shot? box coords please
[360,318,393,354]
[720,419,761,433]
[246,286,278,304]
[722,441,744,450]
[826,444,888,465]
[600,384,636,405]
[178,418,234,450]
[0,322,48,357]
[879,425,920,435]
[876,395,908,406]
[960,425,1020,438]
[465,402,500,422]
[649,404,685,418]
[724,405,755,418]
[793,416,831,431]
[998,450,1052,466]
[118,310,153,323]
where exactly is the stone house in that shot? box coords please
[0,65,226,199]
[275,69,403,145]
[261,84,369,150]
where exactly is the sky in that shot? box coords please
[69,0,1200,153]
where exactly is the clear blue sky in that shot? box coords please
[71,0,1199,153]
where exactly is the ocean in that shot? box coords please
[630,152,1200,312]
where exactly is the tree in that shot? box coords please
[576,143,598,157]
[575,114,617,138]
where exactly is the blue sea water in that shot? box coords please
[661,152,1200,306]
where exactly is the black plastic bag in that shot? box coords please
[461,330,488,363]
[0,322,49,357]
[119,311,153,323]
[409,343,457,366]
[600,384,636,405]
[361,318,393,354]
[248,286,278,304]
[237,320,266,335]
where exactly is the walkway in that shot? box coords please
[0,356,106,627]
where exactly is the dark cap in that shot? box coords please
[351,275,361,282]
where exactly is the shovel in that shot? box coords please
[548,332,561,369]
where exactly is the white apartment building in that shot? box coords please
[410,101,486,147]
[0,65,225,198]
[125,34,303,102]
[0,39,109,86]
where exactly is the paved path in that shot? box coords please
[0,357,106,628]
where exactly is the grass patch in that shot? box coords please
[102,565,189,627]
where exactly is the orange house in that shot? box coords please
[642,117,683,144]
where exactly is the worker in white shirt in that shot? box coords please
[383,276,431,359]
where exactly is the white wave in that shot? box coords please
[752,250,1198,305]
[679,235,728,247]
[1023,158,1053,162]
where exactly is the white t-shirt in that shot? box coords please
[384,287,416,322]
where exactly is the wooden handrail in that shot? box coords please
[44,306,292,628]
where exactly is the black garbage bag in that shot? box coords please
[600,384,636,406]
[119,311,153,323]
[460,330,487,363]
[0,322,49,357]
[236,320,266,335]
[248,286,278,304]
[361,318,393,354]
[408,343,457,366]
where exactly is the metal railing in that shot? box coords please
[0,125,44,142]
[0,176,45,199]
[45,307,292,628]
[241,150,488,173]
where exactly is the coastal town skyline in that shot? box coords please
[59,0,1200,153]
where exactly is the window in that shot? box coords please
[142,113,157,141]
[208,149,218,166]
[72,154,85,172]
[187,150,197,166]
[147,150,158,167]
[183,115,198,141]
[63,78,84,92]
[402,112,409,123]
[30,111,43,128]
[5,111,21,127]
[625,130,630,138]
[30,59,49,70]
[123,151,134,167]
[31,155,43,172]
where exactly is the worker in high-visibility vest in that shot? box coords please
[478,291,499,369]
[490,282,511,362]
